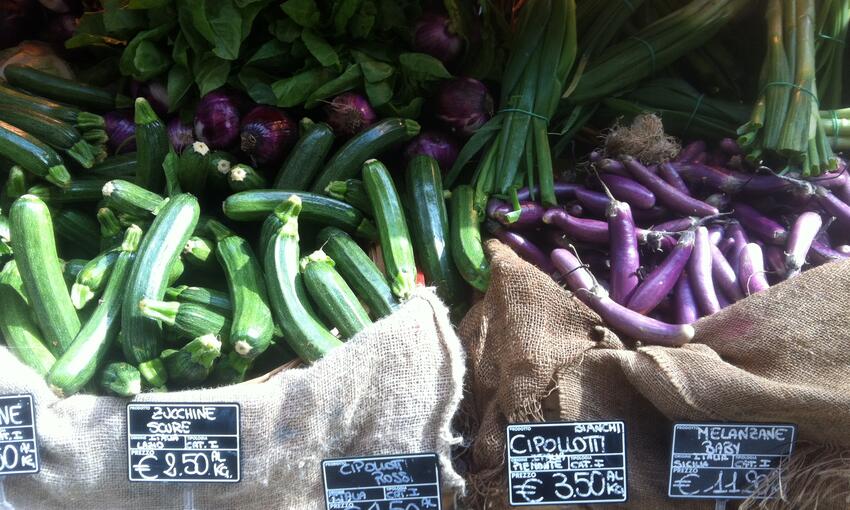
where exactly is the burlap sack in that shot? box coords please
[0,289,466,510]
[459,240,850,510]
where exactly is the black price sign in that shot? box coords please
[668,422,796,500]
[506,421,628,506]
[0,394,38,475]
[322,453,442,510]
[127,403,240,483]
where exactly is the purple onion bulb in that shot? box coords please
[413,12,463,65]
[194,91,241,150]
[435,77,493,138]
[324,92,377,138]
[104,110,136,154]
[239,105,298,166]
[403,131,460,171]
[167,117,194,154]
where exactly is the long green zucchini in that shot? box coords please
[29,178,109,204]
[166,286,232,313]
[5,65,129,112]
[264,195,343,362]
[223,190,377,239]
[134,98,169,192]
[182,236,218,272]
[301,250,372,340]
[121,194,199,381]
[160,334,221,385]
[315,227,398,319]
[71,249,120,309]
[10,195,80,355]
[0,261,56,376]
[310,118,420,192]
[0,121,71,188]
[449,185,490,291]
[324,179,373,216]
[99,361,142,396]
[208,221,274,359]
[46,226,142,397]
[139,299,231,344]
[53,209,100,259]
[0,84,104,128]
[0,104,99,168]
[177,141,210,194]
[102,179,166,217]
[362,159,417,300]
[86,152,137,178]
[274,119,335,190]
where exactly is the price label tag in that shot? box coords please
[322,453,442,510]
[127,403,240,483]
[668,422,796,500]
[0,395,38,475]
[506,421,628,506]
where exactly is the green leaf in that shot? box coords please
[65,34,127,49]
[380,96,424,119]
[399,52,452,81]
[234,0,267,5]
[193,55,231,96]
[332,0,362,34]
[74,12,107,36]
[127,0,170,8]
[305,63,362,107]
[269,18,301,43]
[272,68,333,107]
[167,64,193,112]
[238,67,277,105]
[364,79,393,107]
[280,0,320,28]
[177,3,210,53]
[132,40,170,80]
[350,0,376,39]
[378,0,407,32]
[360,61,394,83]
[245,39,288,67]
[171,33,189,68]
[103,0,147,33]
[207,1,243,60]
[301,29,339,68]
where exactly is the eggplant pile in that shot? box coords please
[484,139,850,346]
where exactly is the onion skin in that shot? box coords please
[435,77,493,138]
[239,105,297,167]
[167,117,194,154]
[413,12,463,65]
[324,92,377,138]
[104,110,136,154]
[404,131,459,171]
[194,91,240,150]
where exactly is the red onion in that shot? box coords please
[104,110,136,154]
[194,90,240,150]
[324,92,377,138]
[413,12,463,65]
[130,81,168,117]
[403,131,460,171]
[435,77,493,138]
[239,105,297,166]
[167,117,194,154]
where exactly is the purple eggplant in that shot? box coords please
[719,137,742,155]
[624,158,719,217]
[704,193,731,211]
[674,272,700,324]
[674,163,789,195]
[732,202,788,244]
[716,287,731,309]
[688,226,720,316]
[657,162,691,195]
[708,225,725,245]
[652,217,698,233]
[676,141,706,163]
[626,230,695,314]
[486,221,556,275]
[543,208,609,244]
[808,240,849,264]
[632,205,670,224]
[763,244,787,277]
[599,173,656,209]
[607,200,640,304]
[737,243,769,295]
[486,198,509,219]
[710,243,745,302]
[598,158,631,177]
[575,187,609,217]
[784,211,822,277]
[814,186,850,228]
[550,248,695,346]
[515,182,581,202]
[568,203,584,217]
[496,201,546,228]
[837,245,850,255]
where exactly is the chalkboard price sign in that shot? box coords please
[127,403,240,483]
[322,453,441,510]
[506,421,628,506]
[0,394,38,475]
[668,422,797,500]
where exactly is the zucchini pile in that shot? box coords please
[0,75,476,398]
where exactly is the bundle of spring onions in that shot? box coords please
[737,0,839,177]
[815,0,850,109]
[445,0,577,208]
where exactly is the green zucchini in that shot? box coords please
[0,121,71,187]
[134,98,169,192]
[210,351,253,386]
[0,104,98,168]
[62,258,89,286]
[121,194,199,379]
[310,118,420,192]
[5,65,129,112]
[0,211,8,242]
[139,299,231,344]
[71,249,120,309]
[177,141,210,194]
[29,178,109,204]
[223,190,377,240]
[169,257,185,286]
[97,207,123,250]
[362,159,417,300]
[1,165,27,212]
[449,185,490,291]
[165,286,232,314]
[182,236,218,272]
[274,119,335,190]
[54,209,100,258]
[0,84,104,129]
[137,358,167,387]
[324,179,373,216]
[264,196,342,362]
[208,221,274,359]
[47,226,142,397]
[160,334,221,385]
[207,151,235,192]
[301,250,372,340]
[10,195,80,355]
[162,150,182,196]
[102,179,166,217]
[315,227,398,319]
[86,152,137,179]
[406,155,466,313]
[0,261,56,377]
[228,163,267,192]
[98,362,142,397]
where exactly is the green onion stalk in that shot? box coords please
[738,0,838,176]
[815,0,850,109]
[446,0,578,209]
[819,108,850,150]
